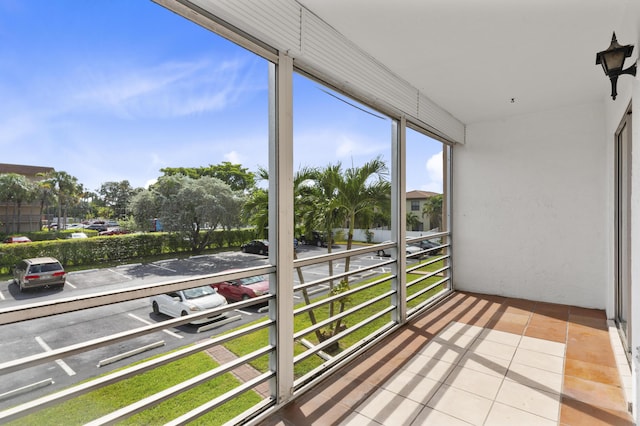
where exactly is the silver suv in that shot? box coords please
[13,257,66,292]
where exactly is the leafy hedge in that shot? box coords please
[0,229,257,275]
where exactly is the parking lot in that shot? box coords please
[0,245,393,408]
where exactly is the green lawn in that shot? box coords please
[9,352,262,426]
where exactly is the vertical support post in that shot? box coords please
[391,117,407,324]
[443,144,453,288]
[268,53,294,403]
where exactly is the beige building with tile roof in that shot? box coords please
[406,190,440,232]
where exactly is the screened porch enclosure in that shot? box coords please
[1,0,638,424]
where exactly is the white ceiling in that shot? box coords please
[297,0,636,124]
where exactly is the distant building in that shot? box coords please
[0,163,54,234]
[406,190,440,231]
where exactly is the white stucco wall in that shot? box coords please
[452,102,608,308]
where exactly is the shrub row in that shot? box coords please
[0,229,257,275]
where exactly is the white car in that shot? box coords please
[405,245,422,257]
[70,232,88,239]
[151,286,227,324]
[376,239,424,257]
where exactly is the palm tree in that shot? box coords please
[332,156,390,274]
[43,171,81,230]
[0,173,37,234]
[242,188,268,238]
[422,193,443,231]
[304,157,390,338]
[406,212,420,231]
[35,178,55,228]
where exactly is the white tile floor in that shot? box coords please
[343,321,566,425]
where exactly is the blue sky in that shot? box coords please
[0,0,442,193]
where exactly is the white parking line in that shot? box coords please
[107,268,133,279]
[65,280,77,289]
[149,263,177,273]
[35,336,76,376]
[127,313,183,339]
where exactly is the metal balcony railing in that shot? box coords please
[0,232,451,424]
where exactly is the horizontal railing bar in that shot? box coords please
[407,287,454,319]
[166,374,274,426]
[85,348,274,425]
[407,266,449,288]
[0,334,274,423]
[293,244,387,269]
[416,243,451,257]
[294,275,393,316]
[0,265,275,325]
[0,301,272,376]
[406,231,450,244]
[294,259,395,293]
[406,255,450,274]
[294,289,395,340]
[407,277,450,304]
[222,398,277,426]
[294,306,396,365]
[293,321,397,391]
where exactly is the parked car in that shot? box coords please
[66,223,85,229]
[86,223,108,232]
[151,286,227,325]
[241,239,269,255]
[299,231,326,247]
[212,270,269,302]
[376,242,392,257]
[417,238,442,254]
[13,257,66,292]
[375,238,430,257]
[3,236,32,244]
[405,244,422,257]
[70,232,88,239]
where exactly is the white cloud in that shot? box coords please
[66,55,264,119]
[224,150,241,164]
[421,151,443,192]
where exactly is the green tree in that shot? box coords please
[129,190,160,231]
[422,193,443,231]
[332,156,390,274]
[42,171,81,229]
[242,188,268,237]
[160,162,256,192]
[35,178,56,228]
[406,211,420,231]
[0,173,37,234]
[130,174,244,254]
[294,159,389,340]
[98,180,136,219]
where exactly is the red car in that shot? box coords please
[3,236,32,244]
[212,270,269,302]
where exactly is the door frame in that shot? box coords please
[614,101,632,362]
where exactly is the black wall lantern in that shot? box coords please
[596,32,637,100]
